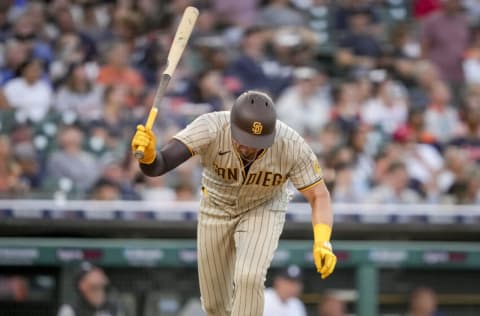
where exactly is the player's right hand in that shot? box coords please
[131,125,157,164]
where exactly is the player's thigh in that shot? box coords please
[234,209,286,272]
[197,211,237,294]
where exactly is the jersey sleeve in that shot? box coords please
[172,113,217,156]
[288,138,323,191]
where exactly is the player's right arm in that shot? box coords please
[131,113,219,176]
[131,125,192,177]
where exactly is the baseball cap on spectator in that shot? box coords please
[276,265,303,282]
[273,28,302,47]
[74,261,99,287]
[293,67,317,81]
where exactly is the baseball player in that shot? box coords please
[131,90,337,316]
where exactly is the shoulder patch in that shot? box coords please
[313,160,321,175]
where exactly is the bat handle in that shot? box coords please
[134,107,158,160]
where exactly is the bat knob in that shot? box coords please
[134,148,145,160]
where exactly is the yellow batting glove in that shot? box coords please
[313,223,337,279]
[131,125,157,164]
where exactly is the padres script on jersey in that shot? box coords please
[174,111,323,214]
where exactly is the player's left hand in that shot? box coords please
[313,241,337,279]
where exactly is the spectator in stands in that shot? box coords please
[465,168,480,204]
[361,75,408,135]
[260,0,306,27]
[92,85,134,139]
[212,0,260,27]
[54,62,104,122]
[389,23,422,62]
[110,9,142,47]
[393,122,444,196]
[421,0,469,84]
[111,6,163,87]
[0,2,9,42]
[413,0,441,19]
[78,1,110,43]
[394,108,437,146]
[0,39,29,84]
[86,121,129,170]
[312,122,344,160]
[335,0,382,34]
[100,159,141,200]
[450,106,480,162]
[446,166,480,204]
[406,286,442,316]
[336,9,382,71]
[0,88,9,109]
[317,294,346,316]
[330,80,361,134]
[174,179,196,201]
[370,144,402,187]
[23,1,49,42]
[408,60,441,109]
[463,0,480,25]
[322,145,356,193]
[46,124,99,194]
[139,175,176,201]
[0,135,24,195]
[0,0,478,206]
[11,12,53,64]
[346,124,374,200]
[97,40,145,107]
[52,7,96,62]
[463,82,480,111]
[276,67,331,137]
[57,262,125,316]
[435,146,472,201]
[193,37,231,73]
[463,27,480,85]
[226,26,272,93]
[424,81,460,143]
[187,69,234,112]
[271,27,318,69]
[364,161,421,204]
[263,265,307,316]
[14,141,43,191]
[386,23,422,83]
[3,57,52,123]
[53,32,91,72]
[90,178,122,200]
[330,162,357,203]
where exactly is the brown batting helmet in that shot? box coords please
[230,91,276,148]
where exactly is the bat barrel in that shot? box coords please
[133,6,198,161]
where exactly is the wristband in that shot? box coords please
[313,223,332,243]
[140,152,156,165]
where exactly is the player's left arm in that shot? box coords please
[288,135,336,279]
[300,181,336,279]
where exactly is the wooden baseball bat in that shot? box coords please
[135,6,199,159]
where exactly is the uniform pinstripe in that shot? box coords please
[174,111,323,316]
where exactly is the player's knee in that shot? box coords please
[201,298,227,316]
[235,271,264,291]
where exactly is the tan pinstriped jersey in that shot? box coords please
[173,111,323,215]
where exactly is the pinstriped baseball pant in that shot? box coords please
[197,206,285,316]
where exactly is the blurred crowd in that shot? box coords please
[0,0,479,204]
